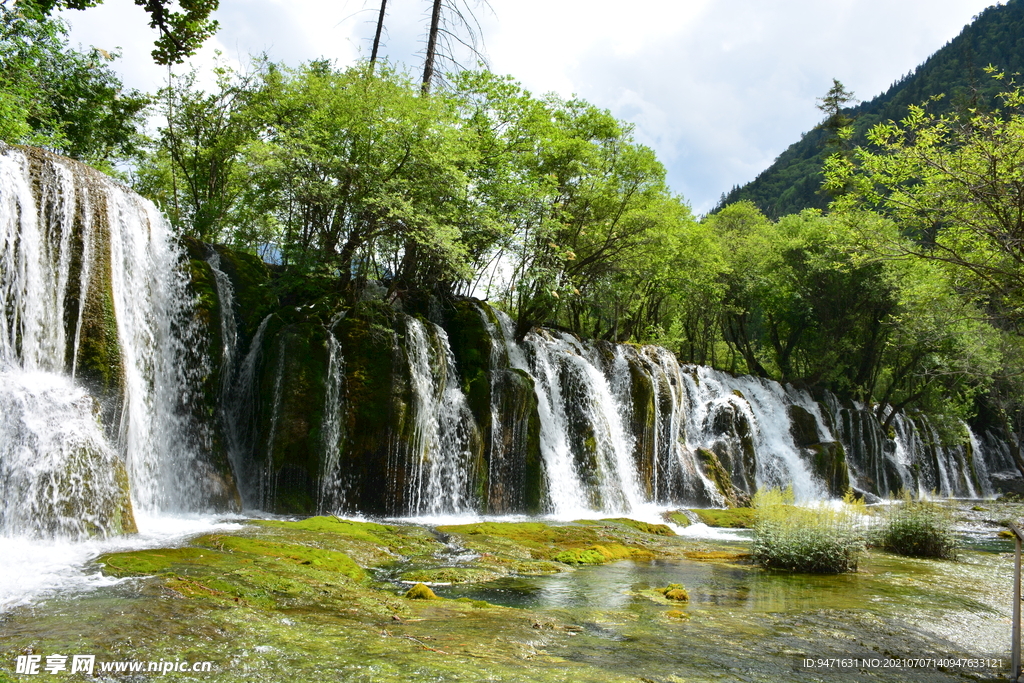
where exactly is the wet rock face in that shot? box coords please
[703,403,758,497]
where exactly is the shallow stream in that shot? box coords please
[1,504,1019,682]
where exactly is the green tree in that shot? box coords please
[135,57,261,242]
[1,2,148,169]
[18,0,218,64]
[238,61,488,300]
[826,70,1024,328]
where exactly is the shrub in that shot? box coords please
[874,494,957,560]
[751,487,865,573]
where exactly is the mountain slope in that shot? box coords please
[717,0,1024,218]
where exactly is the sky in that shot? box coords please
[62,0,1000,214]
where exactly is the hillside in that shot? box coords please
[716,0,1024,218]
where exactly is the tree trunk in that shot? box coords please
[422,0,442,94]
[370,0,387,67]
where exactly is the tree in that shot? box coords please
[17,0,218,64]
[234,61,489,300]
[816,78,857,136]
[826,70,1024,328]
[1,2,148,169]
[134,57,262,242]
[419,0,490,93]
[369,0,387,67]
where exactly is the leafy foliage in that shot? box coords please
[18,0,218,64]
[719,0,1024,217]
[0,2,149,169]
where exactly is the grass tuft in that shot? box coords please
[751,487,864,574]
[874,493,957,560]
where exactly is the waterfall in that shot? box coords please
[319,314,348,513]
[205,248,239,396]
[219,314,271,508]
[401,317,480,515]
[0,145,215,538]
[678,367,826,501]
[4,142,1011,536]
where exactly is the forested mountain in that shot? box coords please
[717,0,1024,217]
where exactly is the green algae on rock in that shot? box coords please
[405,583,439,600]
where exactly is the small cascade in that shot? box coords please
[0,371,133,538]
[496,318,627,515]
[318,314,348,513]
[205,249,239,396]
[258,335,288,510]
[967,429,995,497]
[825,395,998,499]
[630,346,723,506]
[492,313,587,515]
[220,314,271,508]
[474,305,539,513]
[400,317,481,515]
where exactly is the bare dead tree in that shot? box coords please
[420,0,493,94]
[370,0,387,67]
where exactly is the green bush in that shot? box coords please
[874,494,957,560]
[751,487,864,573]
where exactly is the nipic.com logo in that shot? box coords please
[15,654,214,675]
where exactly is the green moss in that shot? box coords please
[664,511,692,527]
[196,535,366,581]
[689,508,756,528]
[73,213,123,396]
[333,302,403,514]
[400,566,503,584]
[808,442,851,498]
[405,583,439,600]
[600,518,675,536]
[659,584,689,601]
[696,448,740,507]
[253,517,445,566]
[553,544,651,565]
[438,520,663,574]
[553,548,607,565]
[258,515,391,540]
[787,404,820,447]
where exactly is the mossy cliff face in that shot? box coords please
[704,401,758,498]
[624,352,657,498]
[331,300,407,514]
[444,300,543,515]
[257,318,331,513]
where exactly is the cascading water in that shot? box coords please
[621,345,724,506]
[318,314,348,513]
[0,145,215,539]
[677,367,825,501]
[3,141,1012,551]
[400,317,480,516]
[492,313,589,515]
